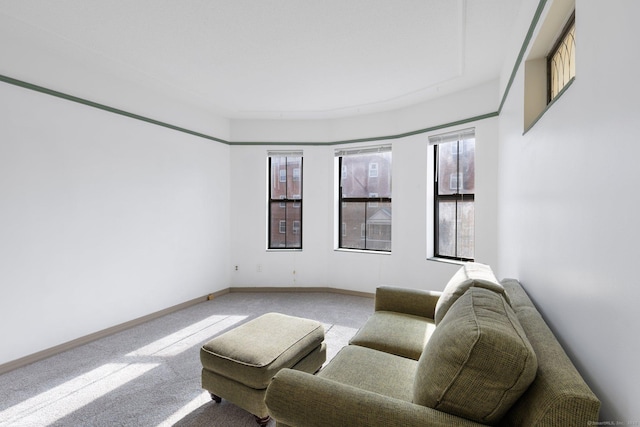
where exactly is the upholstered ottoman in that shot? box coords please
[200,312,326,426]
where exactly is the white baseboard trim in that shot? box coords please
[228,286,374,299]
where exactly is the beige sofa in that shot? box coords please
[265,264,600,426]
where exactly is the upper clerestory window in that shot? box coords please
[523,2,576,132]
[547,11,575,103]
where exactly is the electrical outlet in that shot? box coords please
[257,264,262,272]
[235,265,238,271]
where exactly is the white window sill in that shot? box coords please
[427,257,467,266]
[334,248,392,255]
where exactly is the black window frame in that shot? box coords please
[338,149,392,252]
[268,155,303,250]
[434,139,475,262]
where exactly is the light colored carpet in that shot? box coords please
[0,291,374,426]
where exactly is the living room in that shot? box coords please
[1,0,638,424]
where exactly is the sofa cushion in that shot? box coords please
[349,311,436,360]
[434,262,506,325]
[318,345,418,402]
[413,287,537,425]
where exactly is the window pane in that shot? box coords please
[269,202,301,249]
[286,202,302,248]
[459,139,475,194]
[287,157,302,199]
[367,202,392,251]
[457,201,474,259]
[270,156,302,199]
[438,142,458,195]
[341,202,366,250]
[438,140,475,195]
[437,200,474,259]
[341,201,391,251]
[271,157,287,199]
[342,152,391,198]
[437,200,456,257]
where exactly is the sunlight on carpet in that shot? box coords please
[0,314,247,426]
[127,315,247,357]
[0,362,158,426]
[156,391,210,427]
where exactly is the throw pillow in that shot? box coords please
[434,262,506,325]
[413,287,537,425]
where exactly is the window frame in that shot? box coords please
[337,147,392,252]
[268,154,303,250]
[431,130,475,262]
[547,11,576,104]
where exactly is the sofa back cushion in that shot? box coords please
[434,262,506,325]
[413,287,537,425]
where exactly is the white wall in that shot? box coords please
[497,0,640,421]
[0,11,230,139]
[229,117,499,293]
[230,79,499,143]
[0,82,231,366]
[229,75,501,294]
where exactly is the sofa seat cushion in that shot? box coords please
[349,311,436,360]
[434,262,507,325]
[414,287,537,425]
[319,345,418,402]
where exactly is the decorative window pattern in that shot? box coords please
[430,129,475,261]
[268,152,302,249]
[548,12,575,103]
[337,146,392,252]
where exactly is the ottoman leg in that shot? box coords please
[255,415,270,426]
[210,393,222,403]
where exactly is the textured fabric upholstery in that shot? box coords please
[414,287,537,424]
[434,262,506,325]
[349,285,439,360]
[265,278,601,426]
[266,369,486,427]
[200,312,325,420]
[318,345,417,402]
[201,312,324,389]
[202,343,326,418]
[374,285,441,318]
[349,311,435,360]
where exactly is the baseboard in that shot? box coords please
[227,286,374,299]
[0,286,371,375]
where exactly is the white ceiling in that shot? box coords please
[0,0,523,120]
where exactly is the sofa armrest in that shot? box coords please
[265,369,483,427]
[374,286,441,319]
